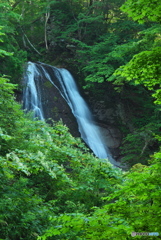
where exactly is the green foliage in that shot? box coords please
[121,0,161,23]
[0,72,123,239]
[0,27,13,57]
[0,2,27,83]
[111,11,161,166]
[0,0,161,239]
[120,122,161,166]
[39,153,161,240]
[115,1,161,105]
[67,17,147,89]
[115,47,161,105]
[0,77,23,136]
[44,0,141,81]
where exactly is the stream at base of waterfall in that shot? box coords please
[23,61,121,167]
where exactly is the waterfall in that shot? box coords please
[23,62,44,120]
[23,61,118,164]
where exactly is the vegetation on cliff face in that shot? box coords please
[0,0,161,239]
[0,64,123,239]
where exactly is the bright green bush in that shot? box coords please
[0,75,123,240]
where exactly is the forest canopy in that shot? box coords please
[0,0,161,239]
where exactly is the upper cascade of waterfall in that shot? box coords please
[23,62,44,120]
[23,61,120,166]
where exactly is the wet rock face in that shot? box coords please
[41,81,123,160]
[36,79,122,160]
[99,125,122,149]
[86,93,123,161]
[98,124,122,160]
[29,72,80,138]
[93,102,117,124]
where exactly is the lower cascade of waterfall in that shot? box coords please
[23,61,119,165]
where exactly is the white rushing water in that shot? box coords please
[23,62,44,120]
[52,68,110,159]
[23,62,118,164]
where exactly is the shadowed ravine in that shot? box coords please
[23,61,121,167]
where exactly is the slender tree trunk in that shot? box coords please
[45,11,50,50]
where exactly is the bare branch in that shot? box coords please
[21,28,42,55]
